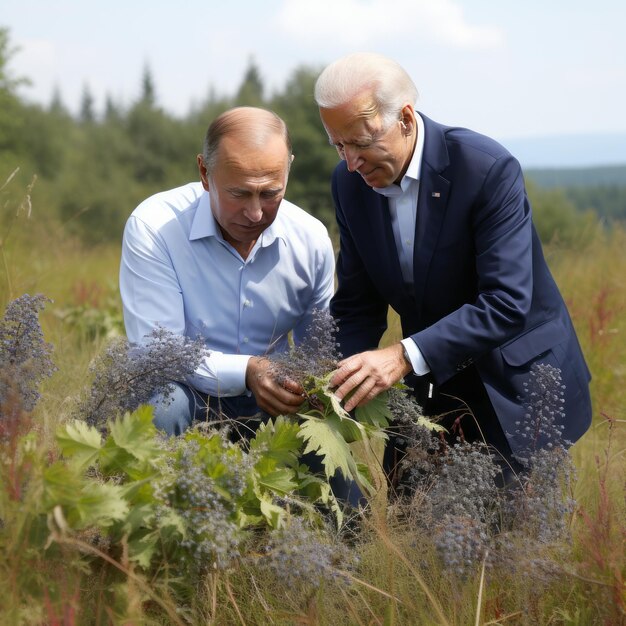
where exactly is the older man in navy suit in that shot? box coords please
[314,53,592,483]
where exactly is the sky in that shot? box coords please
[3,0,626,151]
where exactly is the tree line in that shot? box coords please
[0,27,601,247]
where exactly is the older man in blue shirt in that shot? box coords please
[120,107,335,436]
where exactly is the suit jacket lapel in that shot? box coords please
[413,115,452,312]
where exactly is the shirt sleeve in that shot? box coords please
[119,215,251,396]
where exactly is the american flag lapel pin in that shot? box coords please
[432,192,441,198]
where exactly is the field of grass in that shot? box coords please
[1,181,624,625]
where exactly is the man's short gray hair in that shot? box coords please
[314,53,419,128]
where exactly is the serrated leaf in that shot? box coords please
[43,462,84,509]
[127,531,158,569]
[56,420,103,469]
[335,415,366,444]
[99,407,161,477]
[257,468,298,494]
[249,415,302,466]
[236,510,264,528]
[296,414,358,481]
[107,406,160,463]
[43,463,129,528]
[417,414,447,433]
[327,391,351,420]
[76,481,129,527]
[296,471,331,504]
[355,391,391,429]
[328,491,344,528]
[154,507,186,537]
[259,495,286,528]
[118,499,155,533]
[317,375,351,420]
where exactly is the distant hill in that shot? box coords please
[524,165,626,188]
[496,134,626,219]
[522,164,626,222]
[498,132,626,169]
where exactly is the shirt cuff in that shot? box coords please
[401,338,430,376]
[192,353,252,396]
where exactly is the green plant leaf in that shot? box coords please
[75,482,129,527]
[56,420,103,469]
[355,391,391,429]
[257,468,299,494]
[127,530,159,569]
[417,414,447,432]
[327,391,350,420]
[259,494,286,528]
[43,463,129,528]
[249,415,302,466]
[99,406,161,477]
[296,413,358,481]
[107,406,160,462]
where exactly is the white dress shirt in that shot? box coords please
[373,113,430,375]
[120,182,335,396]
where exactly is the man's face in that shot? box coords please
[319,92,414,188]
[198,133,291,257]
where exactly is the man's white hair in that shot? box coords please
[314,52,419,128]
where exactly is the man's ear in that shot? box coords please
[400,105,416,136]
[197,154,210,191]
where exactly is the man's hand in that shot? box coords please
[246,356,305,416]
[330,343,413,412]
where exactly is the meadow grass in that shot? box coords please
[1,188,625,625]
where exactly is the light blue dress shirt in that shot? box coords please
[120,182,335,397]
[373,113,430,376]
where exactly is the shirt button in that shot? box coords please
[243,299,251,307]
[243,337,249,343]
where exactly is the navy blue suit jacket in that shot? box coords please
[330,114,592,452]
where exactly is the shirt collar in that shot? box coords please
[189,190,286,248]
[374,112,425,198]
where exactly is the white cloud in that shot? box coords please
[276,0,504,49]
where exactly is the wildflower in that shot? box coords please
[154,436,245,572]
[79,327,206,429]
[270,308,341,388]
[0,295,56,438]
[256,517,354,589]
[511,362,570,467]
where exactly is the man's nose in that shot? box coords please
[244,197,264,222]
[343,145,364,172]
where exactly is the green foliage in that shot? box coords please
[526,179,598,247]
